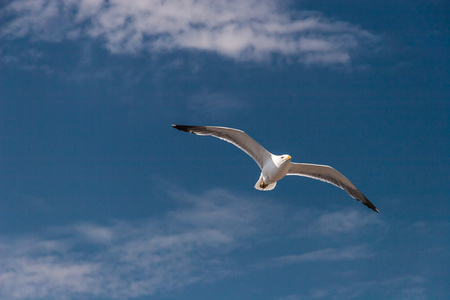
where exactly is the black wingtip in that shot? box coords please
[172,124,193,132]
[367,199,380,213]
[361,195,379,213]
[370,204,380,213]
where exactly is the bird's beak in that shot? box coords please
[286,155,291,160]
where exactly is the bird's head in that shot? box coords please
[270,154,291,168]
[276,154,291,166]
[281,154,291,161]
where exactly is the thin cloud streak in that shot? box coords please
[273,245,374,265]
[1,0,378,65]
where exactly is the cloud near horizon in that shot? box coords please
[0,187,382,299]
[0,188,280,299]
[1,0,378,65]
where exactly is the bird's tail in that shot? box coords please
[254,173,277,191]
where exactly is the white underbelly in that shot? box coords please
[262,162,290,184]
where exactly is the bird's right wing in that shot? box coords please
[172,125,272,169]
[287,163,379,213]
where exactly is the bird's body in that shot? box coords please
[172,125,379,213]
[256,154,292,190]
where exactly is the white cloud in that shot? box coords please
[0,238,100,299]
[1,0,378,64]
[0,186,385,299]
[0,188,281,299]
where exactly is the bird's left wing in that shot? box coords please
[172,125,271,170]
[287,163,379,213]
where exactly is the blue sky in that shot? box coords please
[0,0,449,299]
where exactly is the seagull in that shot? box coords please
[172,125,379,213]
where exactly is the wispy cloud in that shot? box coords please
[1,0,378,65]
[0,186,386,299]
[290,208,383,237]
[310,209,382,235]
[0,188,281,299]
[273,245,374,265]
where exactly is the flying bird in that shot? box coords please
[172,125,379,213]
